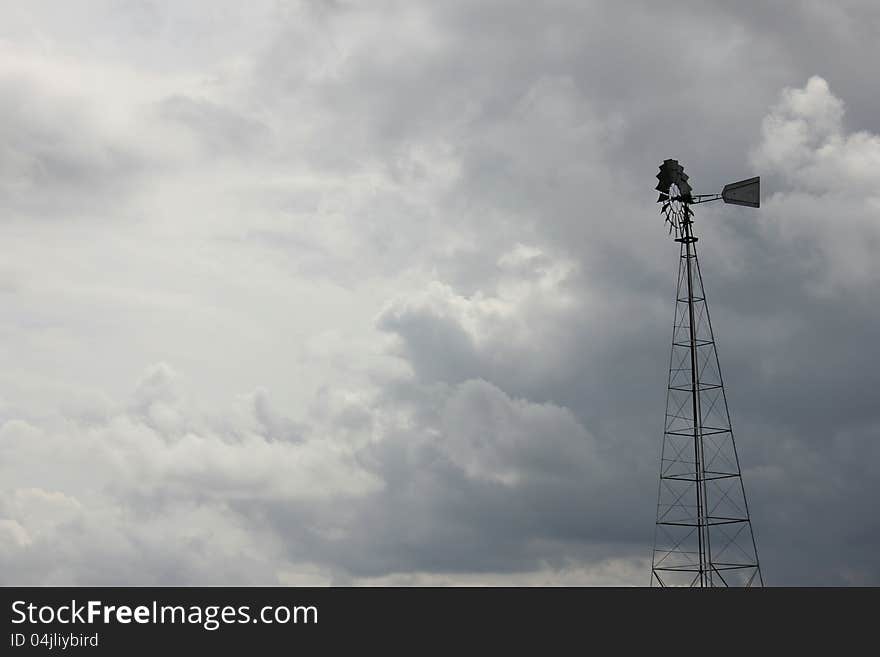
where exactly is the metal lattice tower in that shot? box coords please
[650,160,763,587]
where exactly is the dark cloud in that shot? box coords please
[0,1,877,585]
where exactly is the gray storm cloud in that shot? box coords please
[0,1,878,585]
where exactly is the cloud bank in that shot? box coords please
[1,1,879,584]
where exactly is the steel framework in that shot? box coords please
[650,160,763,587]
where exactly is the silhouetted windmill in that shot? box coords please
[650,160,763,587]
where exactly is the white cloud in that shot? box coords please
[0,358,633,584]
[440,379,596,486]
[752,76,880,290]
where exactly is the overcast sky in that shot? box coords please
[1,0,878,585]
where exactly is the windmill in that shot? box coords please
[650,159,763,587]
